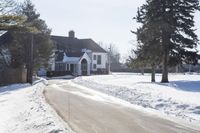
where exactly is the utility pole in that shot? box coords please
[68,93,70,123]
[108,45,111,74]
[27,34,34,84]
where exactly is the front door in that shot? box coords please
[81,59,87,75]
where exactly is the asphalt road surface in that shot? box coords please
[44,80,200,133]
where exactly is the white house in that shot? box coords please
[50,31,108,76]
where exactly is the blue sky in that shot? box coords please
[30,0,200,59]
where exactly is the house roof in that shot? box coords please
[51,35,107,53]
[55,51,89,64]
[55,51,65,61]
[55,51,84,61]
[65,52,85,57]
[63,53,80,64]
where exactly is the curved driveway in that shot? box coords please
[44,80,200,133]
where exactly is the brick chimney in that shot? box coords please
[69,30,75,38]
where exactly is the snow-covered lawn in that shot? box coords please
[72,73,200,125]
[0,79,69,133]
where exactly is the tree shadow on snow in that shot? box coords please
[170,80,200,92]
[156,80,200,92]
[48,129,63,133]
[137,80,200,92]
[0,83,30,95]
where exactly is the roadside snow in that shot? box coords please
[0,79,69,133]
[46,75,74,80]
[72,73,200,125]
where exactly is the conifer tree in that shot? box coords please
[0,0,26,31]
[0,0,26,70]
[9,0,53,71]
[134,0,200,82]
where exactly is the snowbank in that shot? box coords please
[0,78,69,133]
[72,73,200,125]
[46,75,75,80]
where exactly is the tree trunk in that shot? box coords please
[151,64,155,82]
[27,34,34,84]
[161,55,169,83]
[161,43,169,82]
[161,30,169,83]
[141,67,144,75]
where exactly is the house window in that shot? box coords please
[55,63,66,71]
[66,64,70,71]
[97,55,101,65]
[93,64,96,69]
[93,55,96,60]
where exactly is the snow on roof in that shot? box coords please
[63,53,80,64]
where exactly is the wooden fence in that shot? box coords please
[0,68,27,86]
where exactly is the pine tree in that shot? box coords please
[0,0,25,70]
[9,0,53,71]
[128,6,163,81]
[134,0,200,83]
[0,0,27,31]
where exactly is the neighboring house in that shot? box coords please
[50,31,108,76]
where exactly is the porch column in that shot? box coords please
[77,63,81,76]
[87,62,90,75]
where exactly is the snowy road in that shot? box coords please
[73,73,200,124]
[45,80,200,133]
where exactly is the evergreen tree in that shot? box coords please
[0,15,26,30]
[0,0,27,31]
[9,0,53,71]
[133,26,162,82]
[134,0,200,82]
[0,0,26,70]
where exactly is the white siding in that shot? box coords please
[91,52,108,71]
[51,52,107,75]
[78,53,91,75]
